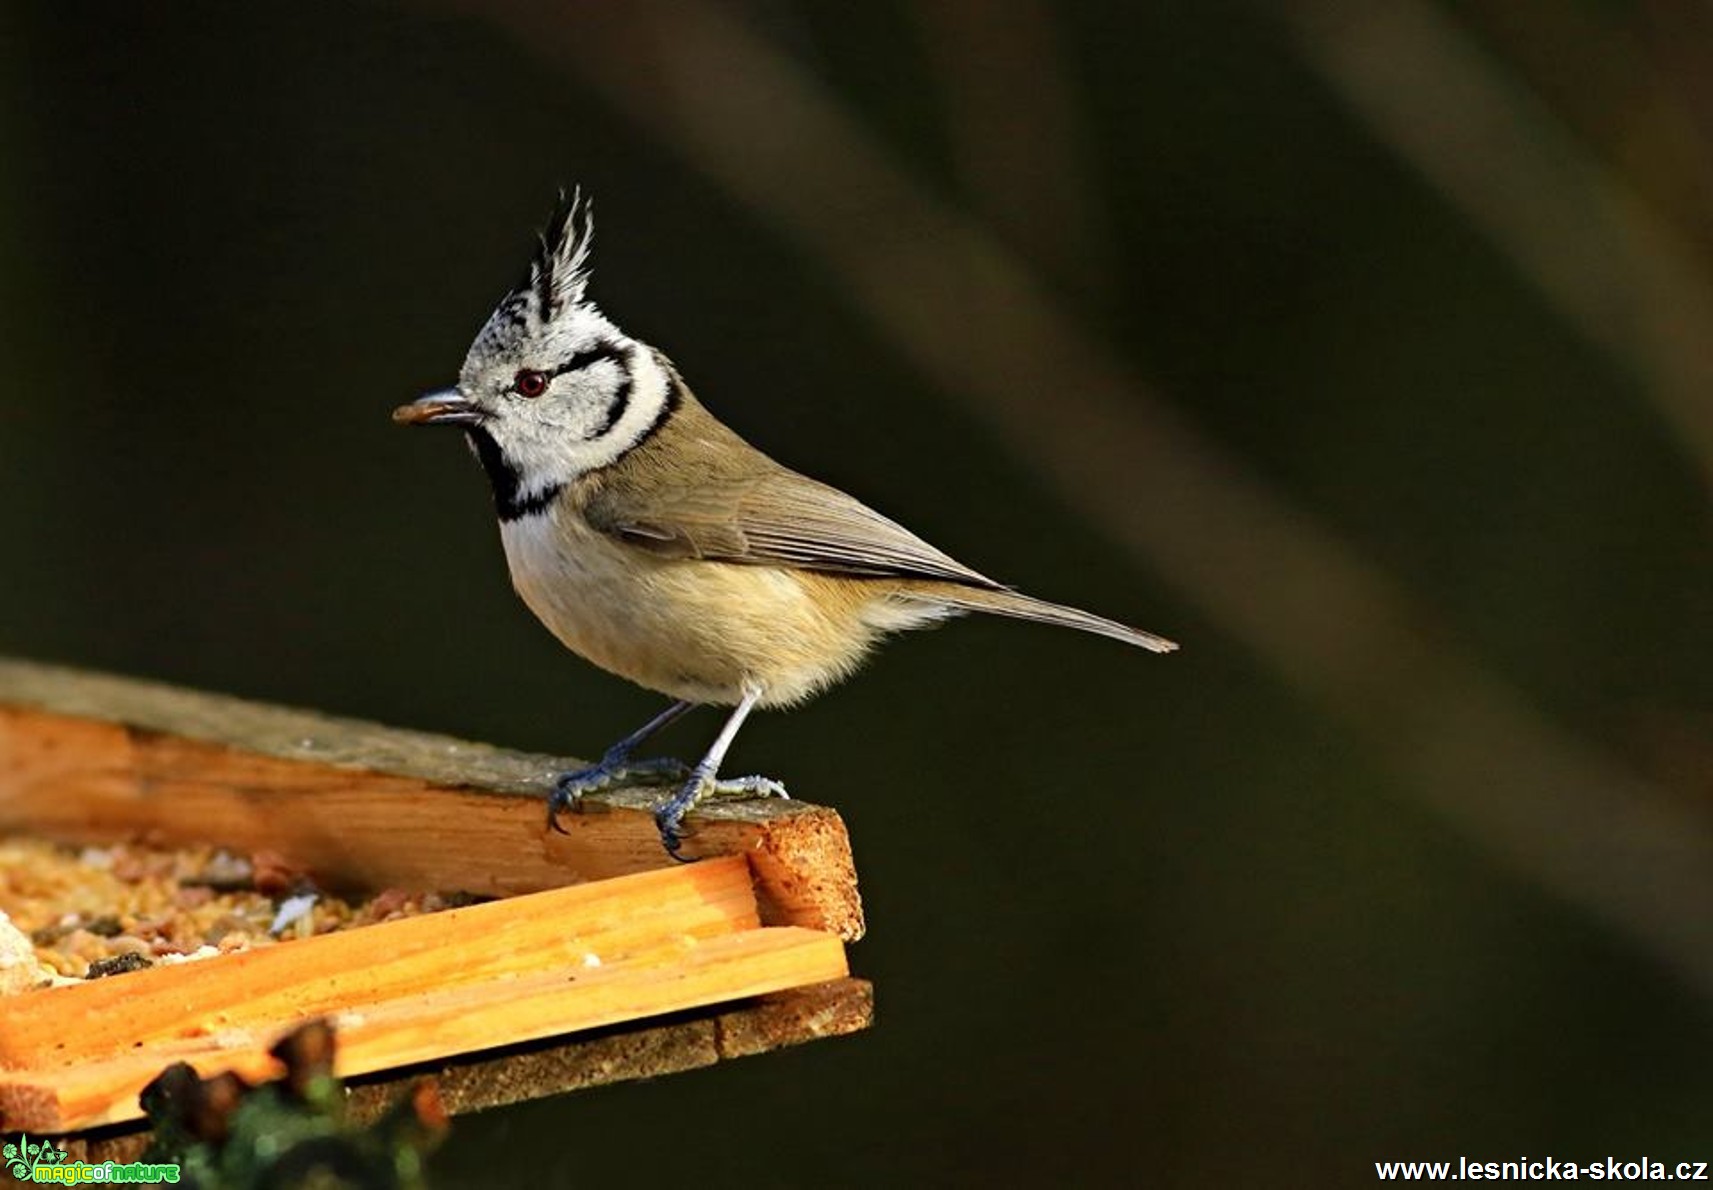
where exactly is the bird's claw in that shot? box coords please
[545,766,610,831]
[546,755,691,831]
[650,771,790,859]
[656,811,693,864]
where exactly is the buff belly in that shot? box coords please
[498,507,948,707]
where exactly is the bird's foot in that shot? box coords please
[654,772,791,862]
[703,775,790,803]
[547,754,691,832]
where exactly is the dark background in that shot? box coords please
[5,2,1713,1185]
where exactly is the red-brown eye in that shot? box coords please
[514,369,549,398]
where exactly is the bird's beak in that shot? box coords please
[392,388,483,427]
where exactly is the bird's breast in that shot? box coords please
[496,507,916,706]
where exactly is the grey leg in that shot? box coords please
[654,688,788,860]
[547,699,698,830]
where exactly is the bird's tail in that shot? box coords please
[905,585,1178,653]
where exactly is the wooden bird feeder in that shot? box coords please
[0,659,870,1151]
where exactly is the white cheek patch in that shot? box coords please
[546,360,632,442]
[454,285,677,511]
[478,347,673,507]
[549,350,673,474]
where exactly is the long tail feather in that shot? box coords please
[907,586,1178,653]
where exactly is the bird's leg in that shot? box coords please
[655,688,788,861]
[548,699,697,830]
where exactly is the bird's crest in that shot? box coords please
[468,189,598,365]
[528,187,594,319]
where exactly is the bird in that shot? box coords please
[395,191,1176,859]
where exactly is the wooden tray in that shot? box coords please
[0,659,870,1140]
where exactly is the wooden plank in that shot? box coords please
[0,859,760,1069]
[0,659,863,940]
[2,928,850,1132]
[55,978,875,1165]
[339,975,873,1117]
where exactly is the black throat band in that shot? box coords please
[465,426,562,522]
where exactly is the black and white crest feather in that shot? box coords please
[529,188,594,319]
[468,189,599,364]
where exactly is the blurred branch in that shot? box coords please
[1459,0,1713,265]
[1279,0,1713,496]
[433,0,1713,994]
[1639,0,1713,229]
[911,0,1112,294]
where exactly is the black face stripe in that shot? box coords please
[589,374,632,440]
[465,425,563,522]
[551,341,629,379]
[581,355,684,480]
[548,341,634,441]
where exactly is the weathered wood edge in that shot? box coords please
[0,657,751,813]
[0,658,864,938]
[349,975,873,1119]
[54,977,875,1164]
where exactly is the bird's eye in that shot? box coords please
[513,369,549,398]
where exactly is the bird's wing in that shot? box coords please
[582,459,1002,588]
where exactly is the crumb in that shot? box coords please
[250,850,307,897]
[86,951,153,979]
